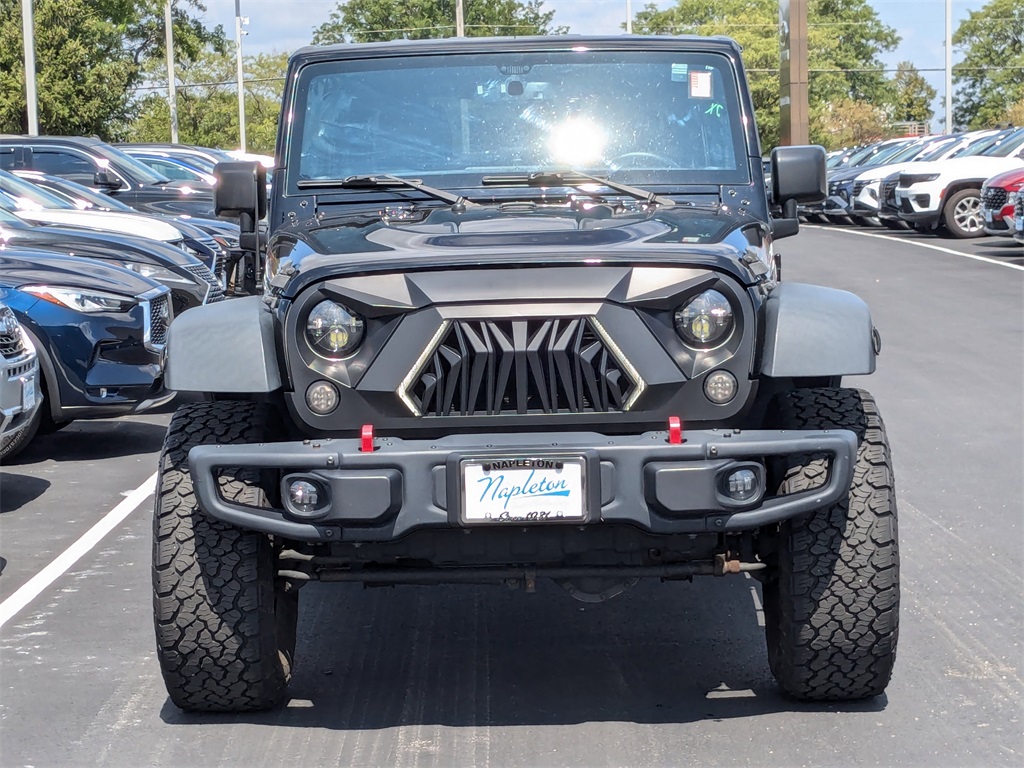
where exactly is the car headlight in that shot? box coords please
[901,173,940,185]
[306,300,364,358]
[21,285,136,313]
[674,290,734,347]
[117,262,195,285]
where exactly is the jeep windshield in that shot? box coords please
[289,49,751,196]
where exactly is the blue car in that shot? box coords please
[0,247,173,457]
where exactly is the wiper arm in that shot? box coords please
[481,171,675,207]
[297,174,479,209]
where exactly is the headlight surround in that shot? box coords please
[117,261,194,285]
[305,300,364,359]
[21,285,137,313]
[674,290,734,347]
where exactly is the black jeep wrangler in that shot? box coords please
[154,35,899,712]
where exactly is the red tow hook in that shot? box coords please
[360,424,376,452]
[667,416,683,445]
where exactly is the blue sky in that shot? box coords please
[200,0,989,128]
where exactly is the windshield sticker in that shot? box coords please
[690,70,713,99]
[671,63,689,82]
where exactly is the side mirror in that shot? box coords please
[94,170,124,190]
[771,145,827,206]
[214,161,267,252]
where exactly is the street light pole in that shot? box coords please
[235,0,247,152]
[165,0,179,143]
[626,0,632,34]
[20,0,38,135]
[456,0,465,37]
[945,0,953,133]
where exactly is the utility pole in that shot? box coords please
[626,0,633,34]
[21,0,38,135]
[779,0,809,146]
[456,0,465,37]
[235,0,247,152]
[945,0,953,133]
[164,0,179,143]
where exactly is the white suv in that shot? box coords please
[894,128,1024,238]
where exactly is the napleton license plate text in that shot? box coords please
[461,457,586,523]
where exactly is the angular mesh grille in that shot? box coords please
[981,187,1008,211]
[184,263,225,303]
[407,318,639,417]
[0,307,26,359]
[149,294,170,347]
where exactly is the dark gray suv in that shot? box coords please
[153,35,899,712]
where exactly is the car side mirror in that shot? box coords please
[214,161,267,251]
[94,170,124,190]
[771,145,827,206]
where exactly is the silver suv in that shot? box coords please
[0,301,41,461]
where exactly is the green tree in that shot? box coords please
[0,0,223,138]
[890,61,936,125]
[131,47,288,153]
[632,0,899,150]
[312,0,565,44]
[953,0,1024,130]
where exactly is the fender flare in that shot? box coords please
[165,296,281,393]
[759,282,877,377]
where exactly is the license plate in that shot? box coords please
[21,376,35,411]
[984,208,993,224]
[461,457,586,524]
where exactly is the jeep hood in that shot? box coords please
[272,205,767,297]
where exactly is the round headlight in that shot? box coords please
[674,290,734,347]
[306,300,364,358]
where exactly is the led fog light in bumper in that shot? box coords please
[306,380,339,414]
[282,475,329,519]
[717,463,765,505]
[704,370,737,404]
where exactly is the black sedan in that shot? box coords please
[0,247,173,457]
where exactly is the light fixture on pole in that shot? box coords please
[165,0,179,143]
[235,0,248,152]
[21,0,38,135]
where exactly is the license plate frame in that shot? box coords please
[20,376,35,412]
[458,455,589,525]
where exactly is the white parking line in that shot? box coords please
[808,225,1024,272]
[0,472,157,630]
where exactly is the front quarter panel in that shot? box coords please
[165,296,281,393]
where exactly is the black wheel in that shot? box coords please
[762,388,899,701]
[153,400,297,712]
[942,188,985,238]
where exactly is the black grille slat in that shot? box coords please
[0,307,26,358]
[409,317,638,417]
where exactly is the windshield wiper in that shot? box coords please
[481,171,675,207]
[297,174,479,209]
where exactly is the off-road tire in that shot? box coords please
[942,188,985,239]
[153,400,296,712]
[762,388,899,701]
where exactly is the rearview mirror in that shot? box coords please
[214,161,267,252]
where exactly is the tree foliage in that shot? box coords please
[822,98,892,148]
[953,0,1024,130]
[632,0,900,149]
[891,62,936,125]
[0,0,223,138]
[312,0,565,44]
[132,47,288,153]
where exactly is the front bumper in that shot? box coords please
[1,350,40,439]
[895,183,943,226]
[189,427,857,543]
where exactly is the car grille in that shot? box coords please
[852,180,868,196]
[149,293,170,347]
[981,187,1008,211]
[183,263,225,303]
[406,317,641,417]
[0,306,26,358]
[882,179,898,205]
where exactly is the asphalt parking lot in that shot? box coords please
[1,226,1021,768]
